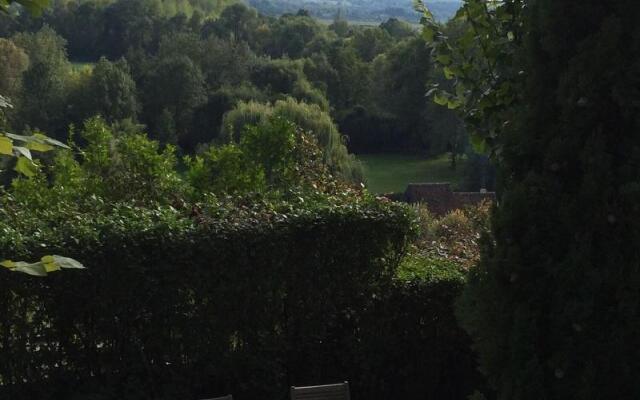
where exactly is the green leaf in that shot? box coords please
[422,26,435,42]
[458,29,475,50]
[43,261,60,273]
[436,54,452,65]
[443,66,456,79]
[414,0,435,21]
[4,132,31,142]
[3,255,84,276]
[13,146,32,160]
[13,261,47,277]
[26,141,54,152]
[0,136,13,155]
[447,98,463,110]
[42,136,69,149]
[15,0,49,16]
[51,255,85,270]
[433,92,449,106]
[425,86,439,97]
[470,134,488,154]
[5,132,69,149]
[14,157,38,177]
[0,94,11,108]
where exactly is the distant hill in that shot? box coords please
[247,0,462,23]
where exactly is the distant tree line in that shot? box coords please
[0,0,488,187]
[248,0,461,23]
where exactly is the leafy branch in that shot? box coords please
[415,0,525,158]
[1,94,85,276]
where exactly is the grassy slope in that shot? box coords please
[359,153,466,194]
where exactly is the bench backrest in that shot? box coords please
[290,382,350,400]
[202,395,232,400]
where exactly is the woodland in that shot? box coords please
[0,1,638,400]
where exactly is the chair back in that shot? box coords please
[202,395,232,400]
[290,382,350,400]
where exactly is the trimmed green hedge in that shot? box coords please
[358,255,489,400]
[0,195,483,400]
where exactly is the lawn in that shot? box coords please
[358,153,467,194]
[71,61,96,72]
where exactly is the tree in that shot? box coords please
[12,26,71,135]
[200,36,255,88]
[329,12,349,38]
[142,54,206,142]
[100,0,159,59]
[326,43,370,112]
[370,36,433,151]
[47,0,105,60]
[418,0,640,399]
[87,57,139,122]
[0,38,29,100]
[222,97,364,183]
[204,2,259,43]
[350,27,391,62]
[264,13,321,59]
[380,18,415,39]
[187,116,330,196]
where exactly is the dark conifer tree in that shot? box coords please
[459,1,640,399]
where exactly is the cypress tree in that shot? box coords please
[458,1,640,399]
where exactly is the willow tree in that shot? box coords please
[420,0,640,398]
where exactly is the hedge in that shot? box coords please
[0,195,483,400]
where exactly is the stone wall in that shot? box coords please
[404,183,495,215]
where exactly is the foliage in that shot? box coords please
[222,97,364,183]
[359,253,487,400]
[0,187,422,400]
[0,0,476,159]
[350,26,391,62]
[187,116,330,196]
[81,57,139,123]
[209,2,260,43]
[1,0,49,15]
[186,142,266,196]
[0,87,85,275]
[416,0,525,158]
[0,38,29,100]
[446,1,640,399]
[11,26,71,135]
[142,54,207,140]
[409,200,490,270]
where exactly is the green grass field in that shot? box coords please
[358,153,467,194]
[71,62,96,72]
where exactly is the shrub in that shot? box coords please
[352,254,488,400]
[0,193,417,400]
[0,114,483,400]
[187,117,333,197]
[221,97,364,184]
[11,117,186,209]
[411,202,491,270]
